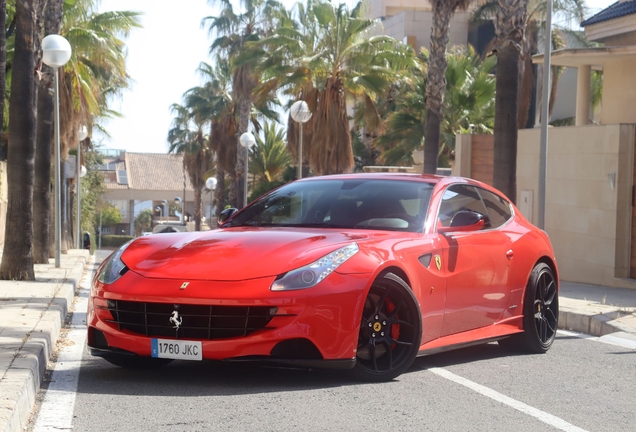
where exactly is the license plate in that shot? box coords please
[151,339,202,361]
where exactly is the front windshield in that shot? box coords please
[224,179,435,233]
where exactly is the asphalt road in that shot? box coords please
[27,253,636,432]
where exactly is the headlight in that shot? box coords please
[97,241,132,284]
[270,243,359,291]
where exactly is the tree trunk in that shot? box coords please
[308,80,352,175]
[194,187,202,231]
[227,169,238,210]
[493,0,527,204]
[424,2,454,174]
[424,110,442,173]
[34,0,64,262]
[214,169,225,220]
[518,22,537,129]
[518,49,534,129]
[60,161,68,252]
[34,77,53,262]
[235,98,250,208]
[0,0,7,161]
[0,0,40,280]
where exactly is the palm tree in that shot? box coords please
[423,0,473,174]
[441,45,496,148]
[254,0,415,175]
[376,46,495,166]
[33,0,141,260]
[167,103,213,231]
[250,121,291,184]
[0,0,39,280]
[492,0,527,204]
[471,0,587,128]
[204,0,283,207]
[33,0,65,264]
[0,0,7,161]
[188,58,235,214]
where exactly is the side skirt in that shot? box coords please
[417,321,523,357]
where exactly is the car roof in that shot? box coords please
[294,173,511,202]
[298,172,444,182]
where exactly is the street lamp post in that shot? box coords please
[206,177,218,228]
[538,0,553,230]
[161,200,168,223]
[290,100,312,179]
[174,197,183,224]
[76,125,88,248]
[42,34,72,268]
[239,132,256,208]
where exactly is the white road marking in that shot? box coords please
[33,256,95,432]
[558,329,636,350]
[428,367,589,432]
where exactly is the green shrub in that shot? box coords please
[100,234,134,248]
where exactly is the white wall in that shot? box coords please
[517,124,635,288]
[381,10,470,52]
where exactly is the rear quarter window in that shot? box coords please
[478,189,513,228]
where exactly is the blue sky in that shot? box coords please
[96,0,617,154]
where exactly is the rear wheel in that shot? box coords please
[102,355,173,369]
[499,262,558,353]
[349,272,422,382]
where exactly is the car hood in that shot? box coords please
[121,228,401,281]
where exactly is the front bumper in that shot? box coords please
[87,269,371,367]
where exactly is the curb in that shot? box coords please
[558,307,636,337]
[0,253,89,432]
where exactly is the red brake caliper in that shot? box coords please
[385,298,400,348]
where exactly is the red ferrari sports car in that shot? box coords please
[88,173,559,381]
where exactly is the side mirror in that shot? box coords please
[218,208,238,227]
[438,210,485,234]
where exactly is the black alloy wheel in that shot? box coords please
[350,272,422,382]
[533,264,559,347]
[500,262,558,353]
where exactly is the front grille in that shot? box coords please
[103,300,277,340]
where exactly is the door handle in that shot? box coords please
[506,249,514,259]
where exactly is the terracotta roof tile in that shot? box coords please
[124,152,194,191]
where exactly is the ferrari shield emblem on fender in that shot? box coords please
[434,255,442,271]
[180,282,189,290]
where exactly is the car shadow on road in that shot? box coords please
[75,335,582,396]
[77,355,360,397]
[409,342,513,372]
[77,343,514,397]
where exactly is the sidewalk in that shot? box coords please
[0,250,89,432]
[0,252,635,432]
[559,281,636,339]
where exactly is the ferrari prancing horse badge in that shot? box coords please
[434,254,442,271]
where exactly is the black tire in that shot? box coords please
[349,272,422,382]
[499,263,558,353]
[102,355,173,369]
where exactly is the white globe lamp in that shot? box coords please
[290,100,312,179]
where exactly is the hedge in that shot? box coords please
[100,234,134,248]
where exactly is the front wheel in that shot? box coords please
[500,262,558,353]
[349,272,422,382]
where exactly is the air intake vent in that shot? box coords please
[102,301,277,340]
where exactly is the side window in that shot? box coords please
[478,189,513,228]
[438,185,488,228]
